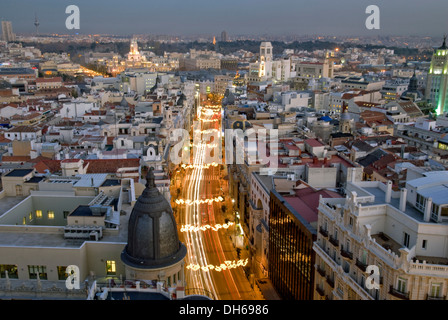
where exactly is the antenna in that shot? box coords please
[34,12,39,36]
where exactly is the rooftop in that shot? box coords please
[282,182,342,223]
[4,169,33,177]
[363,186,428,223]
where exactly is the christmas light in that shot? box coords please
[175,196,224,206]
[180,222,234,233]
[180,163,219,169]
[186,259,249,272]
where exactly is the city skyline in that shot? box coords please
[1,0,448,37]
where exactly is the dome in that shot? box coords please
[121,168,187,269]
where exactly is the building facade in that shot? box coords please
[269,189,316,300]
[313,174,448,300]
[426,37,448,115]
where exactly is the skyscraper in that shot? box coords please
[426,36,448,115]
[1,20,16,42]
[221,30,228,42]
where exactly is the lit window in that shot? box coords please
[36,210,42,218]
[48,211,55,219]
[22,217,26,225]
[106,260,116,275]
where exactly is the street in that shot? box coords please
[174,103,258,300]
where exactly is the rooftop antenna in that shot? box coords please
[34,12,39,36]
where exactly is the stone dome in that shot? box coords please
[121,168,187,269]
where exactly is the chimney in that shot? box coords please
[399,188,407,212]
[424,197,432,222]
[385,180,392,203]
[313,156,318,164]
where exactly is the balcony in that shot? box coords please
[316,266,326,277]
[316,285,325,297]
[326,276,335,288]
[329,235,339,247]
[389,286,410,300]
[319,227,329,238]
[426,294,446,300]
[340,247,353,260]
[355,259,367,272]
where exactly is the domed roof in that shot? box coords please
[121,168,186,269]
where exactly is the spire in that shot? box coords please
[145,167,156,188]
[439,34,447,50]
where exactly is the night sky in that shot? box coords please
[1,0,447,36]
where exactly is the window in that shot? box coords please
[337,282,344,297]
[48,211,55,219]
[416,193,425,211]
[430,283,442,298]
[361,250,368,264]
[422,240,427,250]
[63,211,70,219]
[36,210,42,218]
[397,277,407,294]
[403,232,410,248]
[343,260,350,273]
[29,212,33,221]
[57,266,68,280]
[22,217,26,225]
[28,265,47,280]
[106,260,116,275]
[0,265,18,279]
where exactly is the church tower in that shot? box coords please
[259,42,273,79]
[339,102,353,134]
[121,168,187,286]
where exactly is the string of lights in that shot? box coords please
[180,163,219,169]
[175,196,224,205]
[180,222,234,233]
[186,259,249,272]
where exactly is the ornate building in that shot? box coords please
[121,168,187,287]
[426,36,448,115]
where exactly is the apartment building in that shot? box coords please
[313,172,448,300]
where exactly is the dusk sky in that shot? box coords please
[1,0,448,37]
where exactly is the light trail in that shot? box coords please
[180,103,249,300]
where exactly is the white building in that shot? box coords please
[314,171,448,300]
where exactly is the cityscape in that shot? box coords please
[0,1,448,306]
